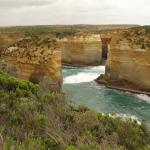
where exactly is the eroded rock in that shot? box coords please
[97,26,150,94]
[0,37,62,92]
[58,32,102,66]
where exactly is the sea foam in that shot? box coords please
[108,113,141,125]
[63,72,99,84]
[63,65,105,84]
[136,94,150,103]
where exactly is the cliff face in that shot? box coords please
[0,37,62,92]
[58,33,102,66]
[97,26,150,94]
[105,47,150,92]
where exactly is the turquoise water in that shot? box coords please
[62,66,150,125]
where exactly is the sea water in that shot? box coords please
[62,66,150,126]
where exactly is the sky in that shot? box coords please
[0,0,150,26]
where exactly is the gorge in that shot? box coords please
[0,25,150,95]
[63,65,150,126]
[61,26,150,126]
[0,25,150,149]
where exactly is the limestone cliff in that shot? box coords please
[97,26,150,94]
[58,33,102,66]
[0,36,62,92]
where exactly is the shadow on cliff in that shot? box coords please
[29,66,61,92]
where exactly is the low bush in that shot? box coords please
[0,71,38,95]
[0,72,150,150]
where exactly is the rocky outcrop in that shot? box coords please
[0,37,62,92]
[98,47,150,93]
[96,26,150,94]
[58,33,102,66]
[97,46,150,93]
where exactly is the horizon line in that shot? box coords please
[0,24,145,28]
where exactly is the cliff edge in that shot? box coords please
[58,32,102,66]
[96,26,150,95]
[0,36,62,92]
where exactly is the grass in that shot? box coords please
[0,71,150,150]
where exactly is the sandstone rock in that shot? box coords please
[0,37,62,92]
[97,26,150,94]
[58,33,102,66]
[105,48,150,91]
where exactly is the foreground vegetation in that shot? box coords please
[0,71,150,150]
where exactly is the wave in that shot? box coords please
[62,65,78,69]
[63,65,105,84]
[89,65,105,70]
[63,72,100,84]
[87,66,105,73]
[120,90,150,104]
[108,113,141,125]
[136,94,150,103]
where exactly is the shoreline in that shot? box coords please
[106,85,150,96]
[62,62,102,67]
[96,77,150,96]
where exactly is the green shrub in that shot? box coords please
[35,113,48,126]
[0,71,149,150]
[78,105,89,113]
[65,145,78,150]
[0,71,38,94]
[74,110,99,132]
[3,135,46,150]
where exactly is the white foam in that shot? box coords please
[63,65,105,84]
[88,66,105,73]
[108,113,141,125]
[136,94,150,103]
[63,72,100,84]
[89,65,105,70]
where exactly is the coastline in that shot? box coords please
[96,76,150,96]
[106,85,150,96]
[62,62,101,67]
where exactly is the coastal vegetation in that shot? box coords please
[0,71,150,150]
[0,25,138,37]
[122,26,150,48]
[0,24,150,149]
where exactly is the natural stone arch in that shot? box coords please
[101,37,111,60]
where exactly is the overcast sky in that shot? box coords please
[0,0,150,26]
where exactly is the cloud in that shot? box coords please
[0,0,58,8]
[0,0,149,26]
